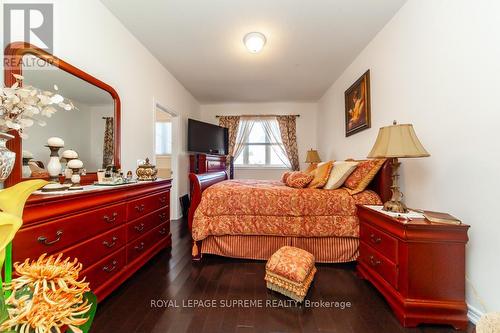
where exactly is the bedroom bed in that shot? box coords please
[188,159,393,262]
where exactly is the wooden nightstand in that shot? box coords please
[356,205,470,330]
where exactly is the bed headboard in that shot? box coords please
[367,158,393,203]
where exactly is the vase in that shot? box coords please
[0,132,16,184]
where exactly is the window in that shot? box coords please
[234,120,289,168]
[155,121,172,155]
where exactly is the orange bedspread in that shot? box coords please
[192,179,381,241]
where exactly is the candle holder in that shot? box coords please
[68,167,83,190]
[67,159,84,190]
[61,150,79,185]
[63,157,76,184]
[46,145,63,182]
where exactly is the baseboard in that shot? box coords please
[467,303,483,325]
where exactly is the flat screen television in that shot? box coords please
[188,119,228,155]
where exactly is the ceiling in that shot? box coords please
[101,0,406,103]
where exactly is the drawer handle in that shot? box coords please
[102,236,118,248]
[134,242,145,251]
[102,260,118,273]
[37,230,63,245]
[103,212,118,223]
[134,223,145,232]
[369,255,381,267]
[159,228,167,235]
[370,233,382,244]
[134,204,145,212]
[159,196,167,204]
[159,212,167,221]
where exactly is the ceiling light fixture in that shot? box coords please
[243,32,266,53]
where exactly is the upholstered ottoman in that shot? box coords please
[265,246,316,302]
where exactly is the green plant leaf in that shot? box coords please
[0,281,8,326]
[67,292,97,333]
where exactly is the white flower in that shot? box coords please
[6,120,21,130]
[51,94,64,104]
[41,106,57,118]
[37,94,52,105]
[1,75,76,135]
[19,118,34,128]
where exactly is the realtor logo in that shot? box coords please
[3,4,53,52]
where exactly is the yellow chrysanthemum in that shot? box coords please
[1,254,91,333]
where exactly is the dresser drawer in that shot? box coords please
[127,207,169,242]
[82,248,126,291]
[127,222,169,264]
[127,191,169,221]
[60,226,126,270]
[13,203,126,262]
[360,222,398,263]
[359,241,398,289]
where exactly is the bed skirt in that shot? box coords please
[201,235,359,263]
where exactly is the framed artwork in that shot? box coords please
[345,70,371,137]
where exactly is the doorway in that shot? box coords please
[154,101,179,219]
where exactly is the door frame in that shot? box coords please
[153,99,180,219]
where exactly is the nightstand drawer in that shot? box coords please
[359,241,398,289]
[360,222,397,263]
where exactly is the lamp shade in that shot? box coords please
[305,149,321,163]
[367,122,430,158]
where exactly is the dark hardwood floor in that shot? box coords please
[92,219,475,333]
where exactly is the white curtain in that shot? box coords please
[261,118,292,168]
[233,118,254,161]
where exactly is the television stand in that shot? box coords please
[189,153,227,174]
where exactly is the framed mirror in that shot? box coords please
[4,42,121,187]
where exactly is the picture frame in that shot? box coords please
[345,70,371,137]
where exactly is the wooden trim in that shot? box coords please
[4,42,121,187]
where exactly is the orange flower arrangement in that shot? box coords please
[1,254,91,333]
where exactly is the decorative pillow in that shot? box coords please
[286,171,314,188]
[323,161,359,190]
[307,160,334,189]
[343,159,386,194]
[281,171,292,183]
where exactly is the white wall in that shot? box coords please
[1,0,200,218]
[200,102,318,179]
[317,0,500,318]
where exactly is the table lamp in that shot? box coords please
[305,149,321,167]
[367,121,430,213]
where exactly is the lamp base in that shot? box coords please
[382,157,409,214]
[383,200,408,214]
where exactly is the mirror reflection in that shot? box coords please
[21,55,114,178]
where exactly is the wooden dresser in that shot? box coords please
[356,205,469,330]
[13,179,172,301]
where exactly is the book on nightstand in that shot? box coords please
[417,210,462,225]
